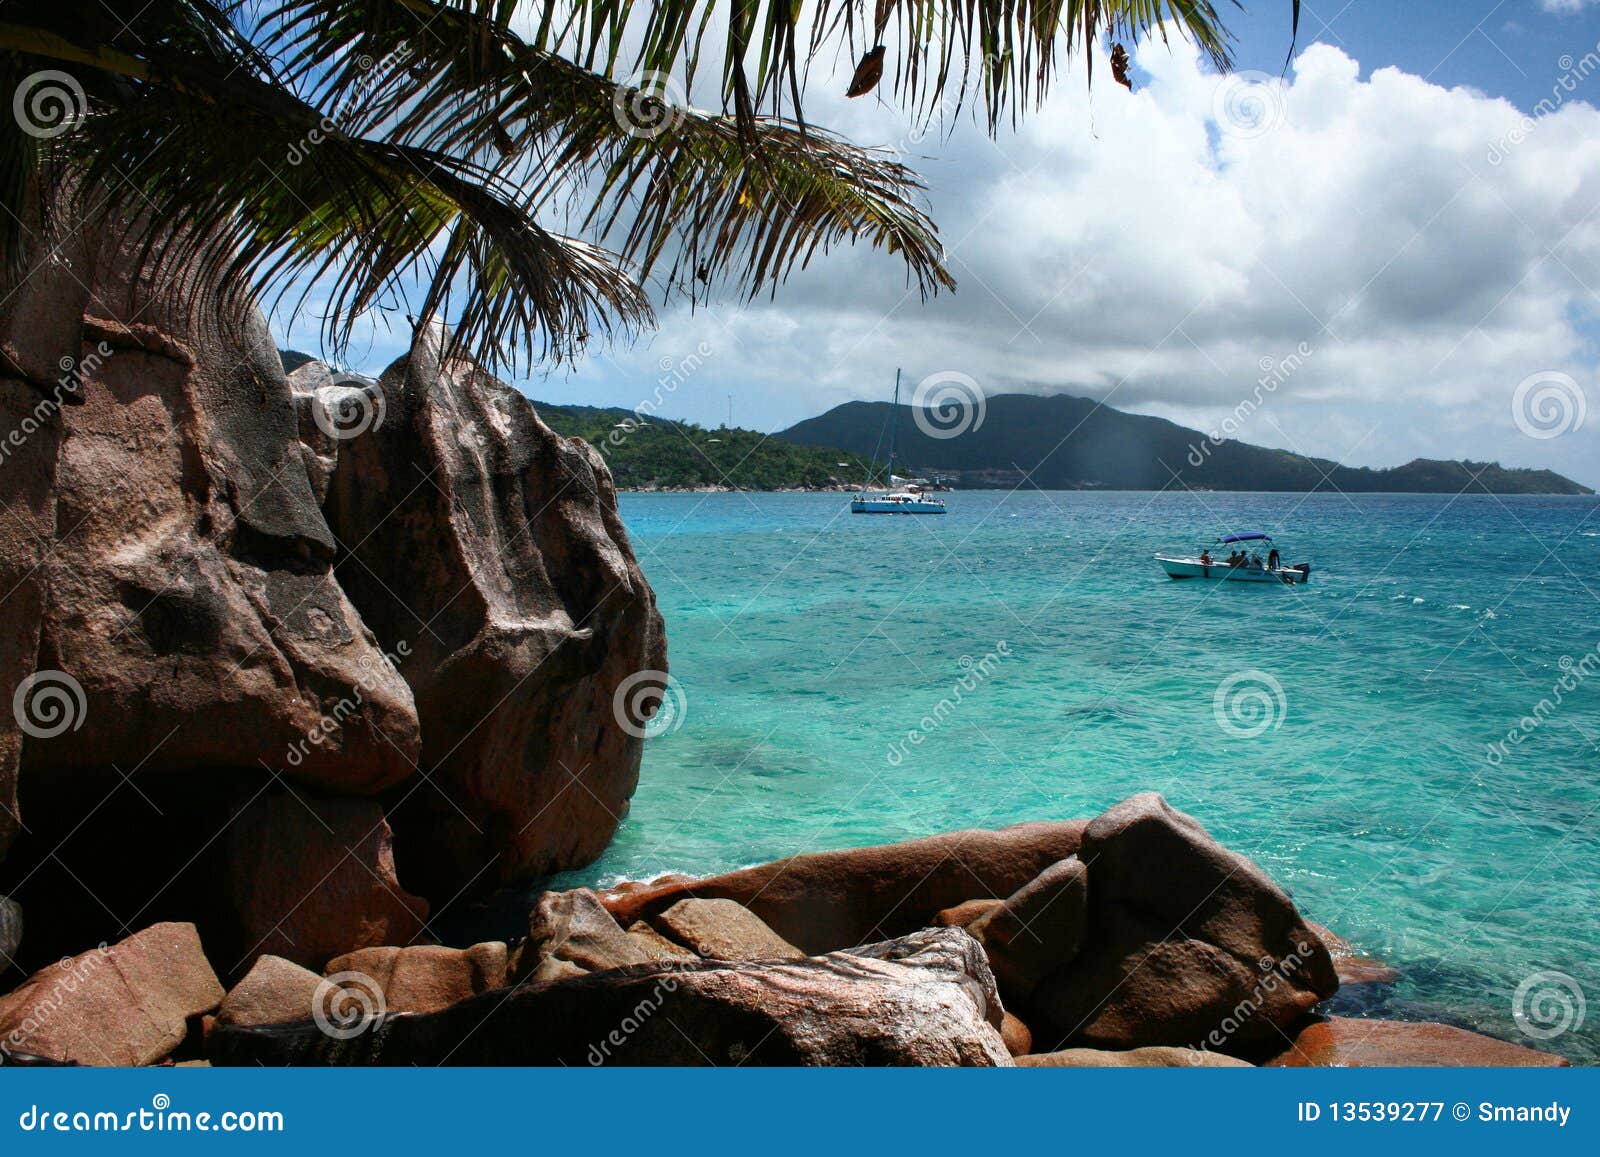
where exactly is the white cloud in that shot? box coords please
[570,38,1600,485]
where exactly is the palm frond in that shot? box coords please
[1,0,1292,371]
[265,1,951,298]
[66,60,652,366]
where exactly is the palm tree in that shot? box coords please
[0,1,1292,371]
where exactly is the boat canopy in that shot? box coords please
[1217,532,1272,544]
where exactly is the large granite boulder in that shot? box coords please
[626,921,699,963]
[214,954,324,1028]
[1018,1046,1252,1068]
[1027,794,1337,1053]
[0,207,664,964]
[649,898,804,961]
[22,233,421,791]
[0,922,223,1065]
[968,856,1087,999]
[1265,1016,1570,1067]
[323,943,508,1014]
[208,927,1011,1067]
[315,326,665,898]
[0,187,91,864]
[603,820,1088,954]
[517,888,650,979]
[225,790,429,970]
[0,213,422,963]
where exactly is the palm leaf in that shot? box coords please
[1,0,1291,371]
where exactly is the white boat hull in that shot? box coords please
[851,496,946,514]
[1156,556,1309,584]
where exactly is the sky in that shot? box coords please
[278,1,1600,487]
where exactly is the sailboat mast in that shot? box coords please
[887,368,901,487]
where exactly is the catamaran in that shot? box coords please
[851,369,946,514]
[1155,533,1310,584]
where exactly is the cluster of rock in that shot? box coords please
[0,794,1568,1067]
[0,208,1574,1071]
[0,210,663,972]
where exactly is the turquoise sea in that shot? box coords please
[560,490,1600,1061]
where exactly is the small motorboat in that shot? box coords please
[1156,533,1310,584]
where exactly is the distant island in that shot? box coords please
[276,356,1590,494]
[777,393,1592,495]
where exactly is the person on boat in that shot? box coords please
[1199,549,1213,566]
[1228,551,1242,567]
[1267,547,1280,569]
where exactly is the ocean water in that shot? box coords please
[561,490,1600,1061]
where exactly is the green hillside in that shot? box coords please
[779,394,1592,495]
[533,402,870,491]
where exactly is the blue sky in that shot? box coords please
[1230,0,1600,103]
[278,2,1600,486]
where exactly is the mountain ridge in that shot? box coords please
[775,393,1592,495]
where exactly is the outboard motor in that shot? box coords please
[1295,563,1311,581]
